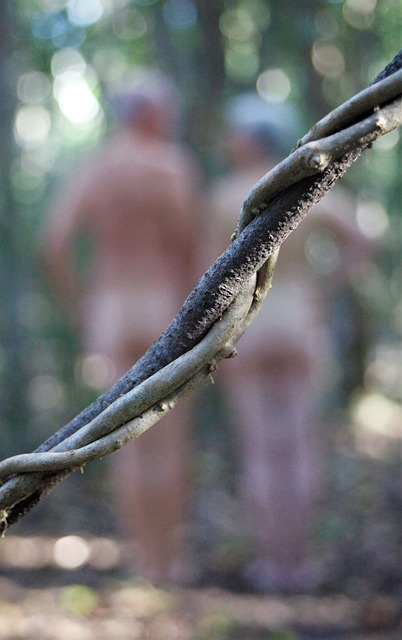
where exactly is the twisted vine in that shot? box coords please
[0,52,401,533]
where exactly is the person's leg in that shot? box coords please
[110,396,193,585]
[93,328,193,585]
[222,347,319,590]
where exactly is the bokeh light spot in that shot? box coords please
[352,391,402,459]
[31,10,67,41]
[257,69,292,103]
[312,41,345,78]
[225,47,259,82]
[67,0,104,26]
[220,9,255,41]
[356,199,389,239]
[2,536,50,569]
[113,8,147,40]
[77,352,116,389]
[53,535,91,569]
[89,537,122,569]
[17,71,51,104]
[51,47,86,77]
[53,71,100,125]
[60,584,99,616]
[28,375,65,410]
[343,0,377,30]
[14,106,51,148]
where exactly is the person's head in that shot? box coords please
[224,93,298,169]
[111,70,179,138]
[224,121,284,169]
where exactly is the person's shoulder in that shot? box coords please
[79,133,134,180]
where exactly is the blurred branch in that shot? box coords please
[0,50,401,533]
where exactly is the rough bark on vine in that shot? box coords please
[0,50,401,533]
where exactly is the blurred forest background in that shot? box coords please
[0,0,401,598]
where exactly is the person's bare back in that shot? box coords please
[43,75,201,584]
[45,120,198,365]
[207,97,372,591]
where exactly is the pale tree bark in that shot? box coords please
[0,51,401,533]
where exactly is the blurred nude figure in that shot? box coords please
[43,72,201,584]
[209,94,371,591]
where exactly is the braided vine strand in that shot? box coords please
[0,51,400,530]
[0,277,256,480]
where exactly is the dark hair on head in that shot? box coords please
[242,121,285,159]
[226,92,300,159]
[110,70,179,124]
[114,93,153,124]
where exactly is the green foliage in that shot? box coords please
[59,584,99,617]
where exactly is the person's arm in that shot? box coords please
[41,171,88,323]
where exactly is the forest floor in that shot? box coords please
[0,543,400,640]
